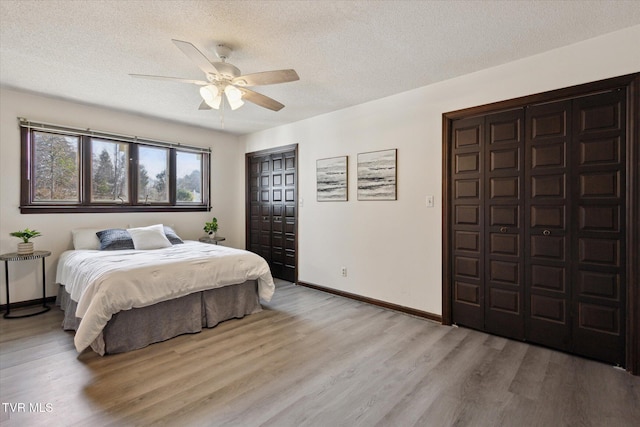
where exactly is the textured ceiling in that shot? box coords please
[1,0,639,135]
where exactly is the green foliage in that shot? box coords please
[34,132,78,201]
[10,228,42,243]
[177,188,194,202]
[204,217,218,234]
[92,145,127,201]
[92,149,115,199]
[177,169,201,202]
[139,164,150,194]
[154,170,167,194]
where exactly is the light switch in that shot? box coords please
[426,195,434,208]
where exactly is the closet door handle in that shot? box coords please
[543,229,551,236]
[500,227,508,233]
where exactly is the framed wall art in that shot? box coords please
[316,156,348,201]
[357,149,397,201]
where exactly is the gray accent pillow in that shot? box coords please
[96,229,135,251]
[163,226,184,245]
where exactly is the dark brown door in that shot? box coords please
[247,146,298,283]
[524,92,627,365]
[525,100,573,352]
[450,89,628,366]
[269,150,297,282]
[484,109,525,340]
[249,155,273,264]
[571,90,626,366]
[451,116,485,330]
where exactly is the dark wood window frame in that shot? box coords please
[19,121,211,214]
[441,73,640,374]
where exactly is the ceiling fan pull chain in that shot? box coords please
[220,97,225,129]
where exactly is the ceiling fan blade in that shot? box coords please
[238,87,285,111]
[172,39,219,76]
[198,100,211,110]
[233,69,299,87]
[129,74,208,85]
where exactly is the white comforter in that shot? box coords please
[56,241,275,353]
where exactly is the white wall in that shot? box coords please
[242,25,640,316]
[0,88,243,304]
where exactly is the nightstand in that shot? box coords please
[1,250,51,318]
[198,236,226,245]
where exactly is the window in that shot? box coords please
[32,131,79,203]
[20,120,210,213]
[91,139,129,203]
[138,145,169,204]
[176,151,203,204]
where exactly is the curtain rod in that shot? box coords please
[18,117,211,153]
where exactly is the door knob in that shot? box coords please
[543,229,551,236]
[500,227,507,233]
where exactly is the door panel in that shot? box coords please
[571,90,626,365]
[580,138,620,165]
[531,265,565,292]
[525,100,572,352]
[455,231,480,252]
[531,206,564,228]
[282,151,297,282]
[484,109,525,339]
[270,153,286,279]
[451,116,485,329]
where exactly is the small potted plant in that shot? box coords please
[203,217,219,238]
[10,228,42,255]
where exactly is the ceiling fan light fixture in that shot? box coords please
[200,85,221,109]
[227,97,244,110]
[133,40,298,114]
[199,85,218,101]
[224,85,244,110]
[224,85,242,102]
[208,95,222,109]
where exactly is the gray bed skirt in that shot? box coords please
[56,281,262,354]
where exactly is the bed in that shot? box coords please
[55,225,275,355]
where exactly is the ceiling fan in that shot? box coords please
[130,40,299,112]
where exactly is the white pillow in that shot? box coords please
[126,224,172,250]
[72,228,103,250]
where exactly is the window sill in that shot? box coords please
[19,205,211,214]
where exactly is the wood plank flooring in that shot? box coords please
[1,280,639,426]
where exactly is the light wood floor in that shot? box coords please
[1,280,639,427]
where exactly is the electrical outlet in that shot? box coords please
[341,267,347,277]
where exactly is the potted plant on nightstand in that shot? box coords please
[9,228,42,255]
[203,217,219,238]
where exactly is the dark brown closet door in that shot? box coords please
[247,146,298,283]
[451,116,485,330]
[484,109,525,339]
[525,100,572,352]
[249,155,273,263]
[270,150,297,282]
[446,74,637,371]
[571,90,626,365]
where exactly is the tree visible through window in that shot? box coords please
[177,151,203,203]
[91,139,129,202]
[20,121,210,213]
[33,131,79,202]
[138,145,169,203]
